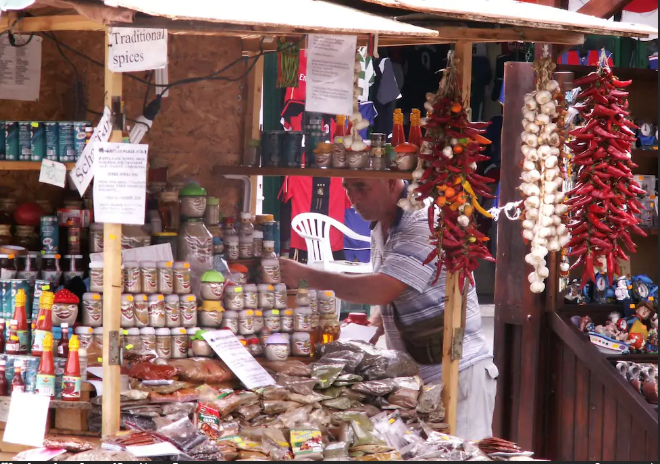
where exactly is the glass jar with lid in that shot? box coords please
[261,241,280,284]
[140,327,156,353]
[158,191,180,232]
[120,294,136,328]
[89,223,104,253]
[207,225,223,255]
[148,294,166,328]
[157,261,174,294]
[13,225,38,250]
[244,139,261,167]
[258,284,275,309]
[173,262,191,294]
[123,328,141,353]
[123,261,141,294]
[225,235,239,261]
[171,327,188,359]
[263,309,281,332]
[82,293,103,327]
[17,251,39,283]
[155,328,172,359]
[0,253,17,279]
[222,217,238,237]
[220,310,238,334]
[199,300,223,327]
[133,294,149,328]
[0,225,11,246]
[177,218,213,278]
[204,197,220,226]
[281,309,294,333]
[239,212,254,241]
[164,294,181,327]
[200,270,225,301]
[41,254,61,286]
[224,284,244,311]
[179,295,197,327]
[62,255,84,285]
[243,283,258,309]
[152,232,178,260]
[294,306,312,332]
[274,283,288,309]
[253,309,264,333]
[296,281,310,307]
[179,183,207,219]
[238,309,256,335]
[89,261,104,293]
[140,261,158,294]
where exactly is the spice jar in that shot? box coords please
[157,261,174,294]
[186,327,200,357]
[52,288,79,327]
[224,285,244,311]
[75,326,93,350]
[314,142,332,168]
[17,252,39,282]
[292,332,312,357]
[120,294,136,328]
[133,294,149,328]
[123,261,141,294]
[258,284,275,309]
[92,327,104,353]
[228,264,248,285]
[199,300,223,327]
[41,254,61,286]
[179,295,198,327]
[82,293,102,327]
[263,309,281,332]
[294,306,312,332]
[332,142,348,169]
[89,261,104,293]
[89,223,104,253]
[296,285,310,307]
[191,331,214,357]
[179,183,207,219]
[223,216,238,237]
[148,294,165,328]
[221,310,238,334]
[124,328,141,353]
[261,241,280,284]
[164,295,181,328]
[281,309,294,333]
[200,270,225,301]
[238,309,256,335]
[347,150,370,170]
[170,327,188,359]
[318,290,337,315]
[225,235,239,261]
[158,192,180,232]
[264,333,290,362]
[243,284,258,309]
[173,262,191,294]
[204,197,220,226]
[140,261,157,294]
[155,328,172,359]
[140,327,156,353]
[273,284,288,309]
[247,337,263,357]
[254,310,264,333]
[152,232,178,259]
[14,225,38,251]
[260,328,272,346]
[62,255,84,285]
[253,230,263,257]
[309,289,318,314]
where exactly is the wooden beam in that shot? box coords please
[577,0,634,18]
[102,29,123,439]
[243,55,264,213]
[408,23,585,45]
[0,14,104,33]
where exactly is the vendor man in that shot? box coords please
[280,178,497,440]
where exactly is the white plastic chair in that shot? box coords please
[291,212,373,274]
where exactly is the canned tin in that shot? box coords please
[73,121,90,160]
[40,216,59,253]
[0,280,8,320]
[4,121,19,160]
[0,121,5,160]
[18,122,31,161]
[262,221,281,256]
[44,122,59,161]
[283,131,304,168]
[58,122,75,162]
[261,131,286,167]
[30,122,46,161]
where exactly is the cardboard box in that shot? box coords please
[635,174,656,199]
[56,208,92,227]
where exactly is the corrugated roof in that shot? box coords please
[103,0,440,38]
[355,0,658,38]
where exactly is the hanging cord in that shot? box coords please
[487,200,523,222]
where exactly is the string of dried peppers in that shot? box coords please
[401,51,495,292]
[566,52,647,288]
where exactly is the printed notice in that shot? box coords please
[3,391,50,447]
[70,106,113,196]
[108,27,168,73]
[0,34,42,101]
[305,34,357,116]
[202,330,275,390]
[39,159,67,188]
[93,142,148,225]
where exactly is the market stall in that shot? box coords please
[0,0,656,461]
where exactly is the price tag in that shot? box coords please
[39,159,67,188]
[3,391,50,447]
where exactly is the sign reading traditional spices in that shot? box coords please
[107,27,168,72]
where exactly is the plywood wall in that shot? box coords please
[0,32,247,217]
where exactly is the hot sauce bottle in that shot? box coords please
[6,320,19,355]
[12,289,29,355]
[392,108,406,147]
[0,360,7,396]
[333,115,347,142]
[62,334,82,401]
[11,361,25,393]
[36,332,56,397]
[408,109,423,148]
[32,291,55,357]
[59,323,70,359]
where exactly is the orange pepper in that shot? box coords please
[456,192,468,205]
[454,177,463,185]
[437,185,448,191]
[463,205,474,216]
[444,187,456,199]
[435,196,447,206]
[453,145,464,154]
[451,102,463,113]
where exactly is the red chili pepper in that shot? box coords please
[588,213,612,234]
[611,78,632,88]
[574,73,601,86]
[591,104,618,118]
[590,237,613,251]
[568,244,588,257]
[609,90,629,99]
[604,165,628,177]
[570,254,585,271]
[573,132,595,140]
[615,247,629,261]
[593,125,616,139]
[630,185,647,196]
[588,204,608,215]
[606,145,629,161]
[629,224,648,238]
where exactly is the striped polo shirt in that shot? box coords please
[371,201,491,385]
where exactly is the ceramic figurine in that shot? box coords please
[579,315,594,333]
[614,277,631,301]
[52,289,80,326]
[628,363,642,393]
[616,361,629,380]
[641,364,658,404]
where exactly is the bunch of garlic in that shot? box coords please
[342,53,370,152]
[520,80,571,293]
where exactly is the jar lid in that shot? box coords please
[122,294,134,302]
[223,217,235,224]
[292,332,310,338]
[165,294,179,302]
[256,214,274,224]
[244,284,257,291]
[179,183,207,197]
[253,230,263,238]
[54,288,79,304]
[258,284,274,291]
[240,309,255,316]
[140,261,156,267]
[265,333,288,345]
[140,327,156,335]
[201,269,225,283]
[228,264,248,274]
[83,293,101,300]
[89,261,104,269]
[255,310,262,316]
[180,295,196,302]
[173,261,190,269]
[42,253,60,259]
[156,328,171,336]
[154,232,178,237]
[223,310,238,318]
[124,261,139,267]
[202,300,223,311]
[263,240,275,247]
[135,294,148,301]
[240,212,252,220]
[148,294,165,301]
[266,309,280,316]
[248,338,260,344]
[284,309,293,316]
[226,284,243,293]
[75,326,93,334]
[157,261,173,268]
[92,327,104,334]
[187,327,201,335]
[171,327,187,335]
[207,197,219,206]
[274,283,287,290]
[127,328,140,335]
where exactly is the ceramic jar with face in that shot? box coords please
[274,284,287,309]
[220,310,238,334]
[292,332,312,357]
[199,300,223,327]
[120,294,136,328]
[140,327,157,353]
[74,326,93,350]
[148,294,166,328]
[155,328,172,359]
[247,338,263,357]
[186,327,201,357]
[238,309,256,335]
[88,262,104,293]
[253,310,264,333]
[133,294,149,328]
[123,328,141,352]
[261,241,281,284]
[332,143,348,168]
[179,183,207,218]
[281,309,294,333]
[179,295,198,327]
[171,327,188,359]
[157,261,174,294]
[140,261,158,294]
[318,290,336,316]
[164,295,181,327]
[224,285,244,311]
[191,334,214,357]
[173,262,192,294]
[264,333,290,362]
[200,270,225,301]
[296,287,310,307]
[123,261,141,294]
[243,284,258,309]
[92,327,104,352]
[225,235,239,261]
[347,150,369,170]
[52,289,79,327]
[258,284,275,309]
[263,309,281,332]
[294,306,312,332]
[82,293,102,327]
[309,289,318,314]
[314,142,332,168]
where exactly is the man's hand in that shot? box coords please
[369,325,385,345]
[279,258,314,288]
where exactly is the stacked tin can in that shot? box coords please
[1,120,91,162]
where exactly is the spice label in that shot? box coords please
[31,329,48,353]
[35,374,55,397]
[16,330,29,353]
[290,429,324,456]
[196,403,221,440]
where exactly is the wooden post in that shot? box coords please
[102,29,123,438]
[441,41,472,437]
[243,54,264,213]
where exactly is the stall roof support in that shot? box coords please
[577,0,635,18]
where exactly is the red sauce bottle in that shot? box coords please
[35,332,55,397]
[5,320,19,355]
[62,334,81,401]
[0,360,7,396]
[408,109,423,148]
[59,323,70,359]
[12,289,28,355]
[333,115,347,142]
[392,109,406,147]
[32,291,54,357]
[11,361,25,393]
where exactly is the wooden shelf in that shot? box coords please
[557,64,658,81]
[633,148,659,160]
[213,165,413,179]
[0,161,75,171]
[641,227,658,236]
[606,353,658,363]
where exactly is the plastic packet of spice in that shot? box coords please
[290,428,324,460]
[387,387,420,409]
[312,363,345,389]
[121,413,156,431]
[318,350,365,374]
[159,417,205,451]
[195,403,222,440]
[324,442,350,460]
[333,373,363,386]
[343,412,387,447]
[237,403,262,421]
[352,379,396,397]
[309,407,333,429]
[43,437,95,453]
[277,374,317,395]
[417,384,443,414]
[391,376,423,391]
[264,360,312,377]
[288,391,325,405]
[162,402,197,415]
[340,388,366,402]
[263,400,300,415]
[317,386,344,400]
[322,396,364,411]
[255,384,289,400]
[279,404,315,429]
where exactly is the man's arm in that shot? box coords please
[279,258,407,305]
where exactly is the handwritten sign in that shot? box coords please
[0,34,42,101]
[202,330,275,390]
[69,106,113,196]
[39,159,67,188]
[93,142,148,225]
[108,27,168,73]
[3,391,50,447]
[305,34,357,116]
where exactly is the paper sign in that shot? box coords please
[305,34,357,116]
[14,447,67,462]
[0,397,10,422]
[39,159,67,188]
[70,106,113,196]
[90,243,174,263]
[0,34,42,101]
[126,441,181,457]
[202,330,275,390]
[108,27,168,73]
[93,142,148,225]
[340,323,378,342]
[3,391,50,447]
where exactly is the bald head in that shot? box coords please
[342,178,405,222]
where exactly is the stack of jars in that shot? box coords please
[1,253,85,290]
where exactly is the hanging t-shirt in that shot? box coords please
[357,46,376,102]
[358,101,378,139]
[344,207,372,263]
[281,177,352,252]
[281,50,307,131]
